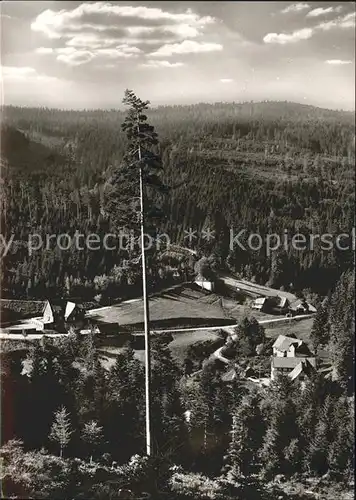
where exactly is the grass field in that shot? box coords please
[169,329,223,364]
[98,328,223,369]
[91,282,315,370]
[88,283,237,331]
[88,283,278,332]
[219,275,297,301]
[264,318,314,344]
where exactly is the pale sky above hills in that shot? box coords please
[1,1,355,110]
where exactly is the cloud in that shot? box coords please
[150,40,223,57]
[95,46,142,58]
[57,50,95,66]
[1,66,36,77]
[280,3,310,14]
[141,59,184,68]
[65,34,119,49]
[220,78,233,83]
[263,28,313,44]
[306,6,343,18]
[1,65,57,82]
[325,59,352,65]
[35,47,54,54]
[264,11,355,44]
[318,11,355,30]
[31,3,216,49]
[36,44,142,66]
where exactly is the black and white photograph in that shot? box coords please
[0,1,355,499]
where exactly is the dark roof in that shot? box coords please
[272,356,316,369]
[0,299,48,320]
[295,344,313,357]
[221,368,237,382]
[278,296,289,307]
[96,322,120,333]
[290,299,317,313]
[0,307,21,325]
[289,359,316,380]
[51,305,64,321]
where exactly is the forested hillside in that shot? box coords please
[1,101,355,301]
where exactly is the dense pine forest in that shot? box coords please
[1,270,354,499]
[1,99,355,499]
[1,101,355,302]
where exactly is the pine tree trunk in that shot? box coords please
[138,119,152,457]
[203,422,207,453]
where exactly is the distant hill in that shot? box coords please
[3,100,354,129]
[0,98,354,302]
[152,100,355,124]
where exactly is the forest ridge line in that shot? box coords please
[2,100,355,116]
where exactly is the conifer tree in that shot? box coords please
[49,406,73,458]
[328,270,355,386]
[224,390,265,478]
[82,420,103,464]
[305,395,335,475]
[295,374,327,465]
[260,374,300,477]
[151,337,187,461]
[105,348,144,460]
[106,90,166,456]
[310,299,330,351]
[233,317,265,356]
[327,396,354,479]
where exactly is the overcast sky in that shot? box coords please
[1,1,355,110]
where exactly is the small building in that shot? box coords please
[64,301,86,322]
[271,356,316,380]
[270,296,290,314]
[94,322,132,347]
[252,297,268,311]
[221,367,238,383]
[94,322,120,335]
[290,299,317,314]
[32,302,64,331]
[195,275,215,292]
[251,295,290,314]
[272,334,313,358]
[0,299,51,327]
[278,296,289,310]
[289,359,316,382]
[0,299,55,332]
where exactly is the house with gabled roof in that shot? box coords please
[271,356,316,381]
[290,299,317,314]
[252,297,269,311]
[288,359,316,382]
[0,299,55,331]
[195,274,215,292]
[272,334,313,358]
[64,301,85,322]
[252,295,290,314]
[0,299,51,324]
